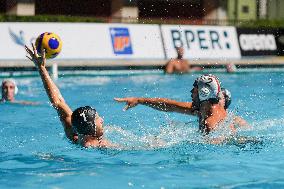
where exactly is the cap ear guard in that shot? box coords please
[198,85,211,101]
[198,85,222,102]
[14,85,18,95]
[197,74,221,102]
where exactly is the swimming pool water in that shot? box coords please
[1,71,284,189]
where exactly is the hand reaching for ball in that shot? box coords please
[25,43,46,68]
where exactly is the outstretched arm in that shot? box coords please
[13,100,40,105]
[114,97,197,115]
[233,116,251,130]
[25,44,75,141]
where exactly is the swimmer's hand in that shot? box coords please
[25,44,46,68]
[233,116,251,130]
[114,97,139,111]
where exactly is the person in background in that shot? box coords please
[25,44,115,148]
[1,79,37,105]
[165,47,202,74]
[226,63,237,73]
[1,79,18,103]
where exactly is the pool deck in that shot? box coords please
[1,56,284,69]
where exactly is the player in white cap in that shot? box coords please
[196,74,228,133]
[1,78,38,105]
[115,74,233,134]
[1,79,18,103]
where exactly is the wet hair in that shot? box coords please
[71,106,97,136]
[193,79,198,87]
[208,98,219,104]
[221,88,232,109]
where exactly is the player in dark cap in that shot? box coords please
[25,44,112,148]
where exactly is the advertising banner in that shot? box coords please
[236,28,278,56]
[161,25,241,59]
[0,23,165,60]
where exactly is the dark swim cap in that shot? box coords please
[71,106,97,136]
[221,88,231,109]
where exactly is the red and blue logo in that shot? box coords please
[110,27,133,55]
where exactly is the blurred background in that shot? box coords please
[1,0,284,25]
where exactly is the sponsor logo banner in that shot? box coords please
[0,23,164,60]
[161,25,241,59]
[237,28,278,56]
[110,27,133,55]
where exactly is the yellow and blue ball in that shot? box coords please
[35,32,62,59]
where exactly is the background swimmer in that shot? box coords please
[1,79,38,105]
[226,63,237,73]
[164,47,202,74]
[1,79,18,102]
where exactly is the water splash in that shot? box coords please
[103,110,278,150]
[104,121,199,150]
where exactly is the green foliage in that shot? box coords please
[0,14,284,28]
[233,19,284,28]
[0,14,106,23]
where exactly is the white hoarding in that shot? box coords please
[0,23,165,60]
[161,25,241,59]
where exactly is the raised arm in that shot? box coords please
[25,44,75,141]
[114,97,197,115]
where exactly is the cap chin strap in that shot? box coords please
[90,119,97,137]
[93,131,104,141]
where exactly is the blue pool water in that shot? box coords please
[1,71,284,188]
